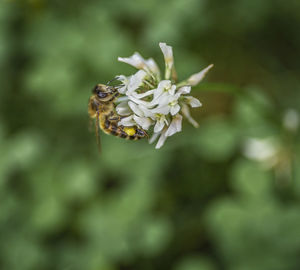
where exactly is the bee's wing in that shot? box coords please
[95,110,101,153]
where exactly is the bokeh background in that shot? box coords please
[1,0,300,269]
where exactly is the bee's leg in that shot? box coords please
[95,110,101,153]
[108,116,119,120]
[107,111,126,122]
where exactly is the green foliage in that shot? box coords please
[1,0,300,270]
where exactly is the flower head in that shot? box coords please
[112,43,213,148]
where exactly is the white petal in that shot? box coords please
[165,114,182,137]
[128,101,154,118]
[118,52,161,77]
[145,58,160,76]
[152,87,164,101]
[117,86,127,94]
[159,43,173,66]
[116,96,129,103]
[159,80,172,89]
[153,80,171,100]
[156,93,171,106]
[181,104,199,128]
[116,75,129,94]
[116,101,131,116]
[150,80,174,106]
[133,115,152,130]
[117,75,128,84]
[170,104,180,115]
[152,105,170,115]
[131,89,154,99]
[155,128,168,149]
[185,96,202,107]
[150,92,168,107]
[140,105,155,118]
[154,119,165,133]
[127,70,147,93]
[159,43,173,62]
[118,52,146,69]
[118,115,136,126]
[128,95,151,107]
[149,132,160,144]
[177,86,191,95]
[159,43,174,80]
[128,101,144,117]
[169,85,176,95]
[186,64,214,86]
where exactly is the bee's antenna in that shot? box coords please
[107,77,119,85]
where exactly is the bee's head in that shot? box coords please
[92,84,117,102]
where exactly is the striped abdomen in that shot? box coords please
[99,114,148,140]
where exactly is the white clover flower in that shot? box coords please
[112,42,213,149]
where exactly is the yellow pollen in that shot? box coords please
[123,127,136,136]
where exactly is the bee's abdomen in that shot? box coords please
[100,115,145,140]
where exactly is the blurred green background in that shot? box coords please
[1,0,300,269]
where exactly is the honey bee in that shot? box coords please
[88,84,148,151]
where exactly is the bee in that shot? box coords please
[88,84,148,151]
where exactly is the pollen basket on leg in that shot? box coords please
[123,127,136,136]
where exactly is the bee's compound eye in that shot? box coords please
[97,92,108,99]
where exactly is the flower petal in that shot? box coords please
[169,85,176,95]
[145,58,160,76]
[116,75,129,94]
[118,52,146,70]
[154,118,165,133]
[155,128,168,149]
[185,96,202,107]
[128,95,151,107]
[118,115,136,127]
[177,86,191,95]
[128,101,154,118]
[186,64,214,86]
[133,115,152,130]
[149,132,160,144]
[165,114,182,137]
[181,104,199,128]
[152,105,170,115]
[128,101,144,117]
[170,104,181,115]
[153,80,171,100]
[127,70,147,93]
[131,89,154,99]
[159,42,174,80]
[116,101,131,116]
